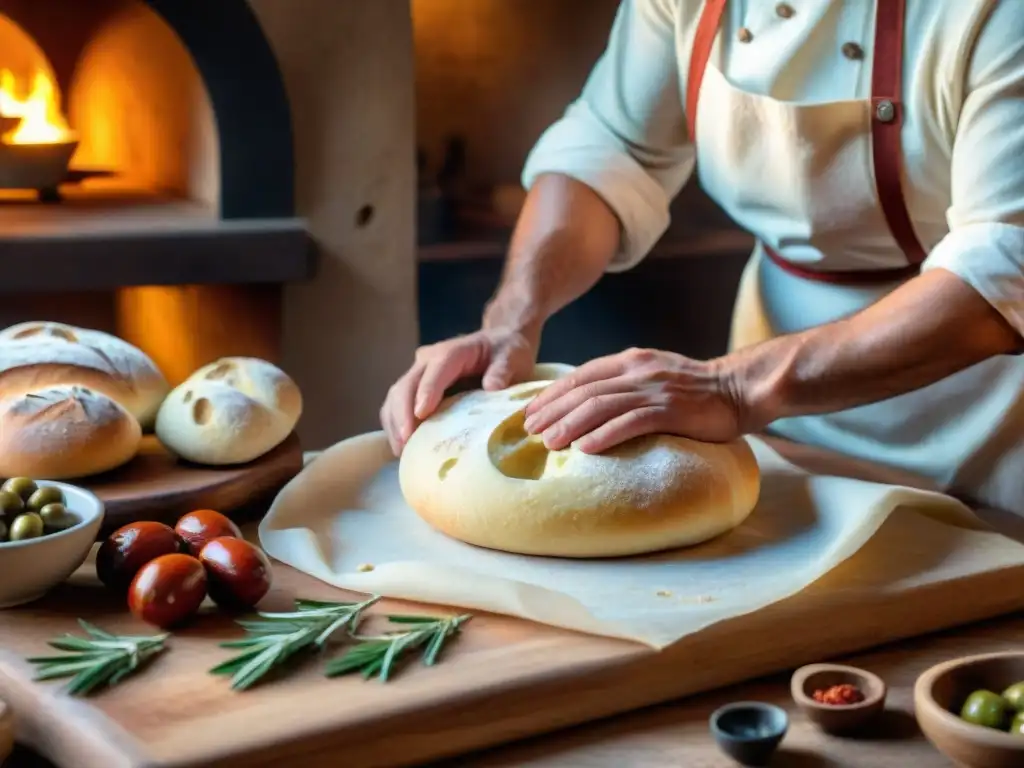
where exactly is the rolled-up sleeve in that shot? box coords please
[921,0,1024,336]
[521,0,694,272]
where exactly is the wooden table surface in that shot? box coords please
[6,612,1020,768]
[5,439,1022,768]
[437,613,1024,768]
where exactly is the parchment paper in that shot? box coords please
[258,430,1005,649]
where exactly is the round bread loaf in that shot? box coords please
[399,379,761,558]
[0,385,142,479]
[0,321,169,427]
[155,357,302,465]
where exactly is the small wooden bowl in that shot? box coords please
[915,651,1024,768]
[790,663,887,734]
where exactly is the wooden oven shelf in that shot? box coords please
[0,188,314,293]
[418,229,754,263]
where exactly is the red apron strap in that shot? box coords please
[688,0,925,281]
[870,0,927,265]
[763,247,922,285]
[686,0,728,143]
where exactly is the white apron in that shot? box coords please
[688,0,1024,513]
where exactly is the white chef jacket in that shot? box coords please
[521,0,1024,339]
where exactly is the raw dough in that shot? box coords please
[399,376,760,558]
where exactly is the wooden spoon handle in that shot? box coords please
[0,699,13,765]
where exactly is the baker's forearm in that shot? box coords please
[727,268,1023,430]
[483,173,621,342]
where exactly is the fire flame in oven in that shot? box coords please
[0,68,75,145]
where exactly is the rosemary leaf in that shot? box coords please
[47,638,100,652]
[79,620,117,640]
[27,623,169,697]
[386,615,439,624]
[324,614,471,682]
[211,595,380,691]
[422,628,447,666]
[32,660,103,680]
[235,620,304,633]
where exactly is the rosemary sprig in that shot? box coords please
[27,620,169,696]
[324,613,471,682]
[209,596,380,690]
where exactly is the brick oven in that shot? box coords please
[0,1,420,451]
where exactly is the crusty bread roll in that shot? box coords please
[0,385,141,479]
[0,321,169,428]
[155,357,302,465]
[399,379,760,558]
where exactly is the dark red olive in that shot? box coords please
[199,537,273,609]
[175,509,241,556]
[96,521,185,592]
[128,553,207,628]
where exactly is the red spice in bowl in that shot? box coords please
[813,683,865,706]
[791,664,887,734]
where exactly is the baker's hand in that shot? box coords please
[522,348,743,453]
[380,328,538,456]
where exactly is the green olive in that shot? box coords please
[0,518,6,542]
[0,489,24,518]
[1009,712,1024,735]
[9,512,44,541]
[1002,682,1024,713]
[27,486,64,512]
[2,477,37,502]
[961,690,1012,730]
[39,502,76,531]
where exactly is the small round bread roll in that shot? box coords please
[0,385,142,479]
[155,357,302,465]
[0,321,169,427]
[399,379,760,558]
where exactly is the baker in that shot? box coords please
[382,0,1024,514]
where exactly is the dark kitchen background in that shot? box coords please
[412,0,752,364]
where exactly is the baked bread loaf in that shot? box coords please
[399,378,760,558]
[0,385,141,479]
[0,321,169,428]
[155,357,302,465]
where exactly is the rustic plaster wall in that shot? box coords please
[250,0,418,449]
[412,0,619,191]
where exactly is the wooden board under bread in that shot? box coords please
[2,507,1024,768]
[77,434,303,537]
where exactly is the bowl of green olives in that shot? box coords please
[915,651,1024,768]
[0,475,104,608]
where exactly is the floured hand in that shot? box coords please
[523,347,743,453]
[380,328,538,456]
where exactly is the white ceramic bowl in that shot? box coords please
[0,481,104,608]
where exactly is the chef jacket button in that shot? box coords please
[842,42,864,60]
[737,27,753,43]
[875,99,896,123]
[776,3,795,18]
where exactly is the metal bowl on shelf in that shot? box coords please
[0,138,78,193]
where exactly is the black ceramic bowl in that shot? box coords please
[709,701,789,766]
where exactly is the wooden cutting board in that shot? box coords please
[77,434,304,537]
[2,506,1024,768]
